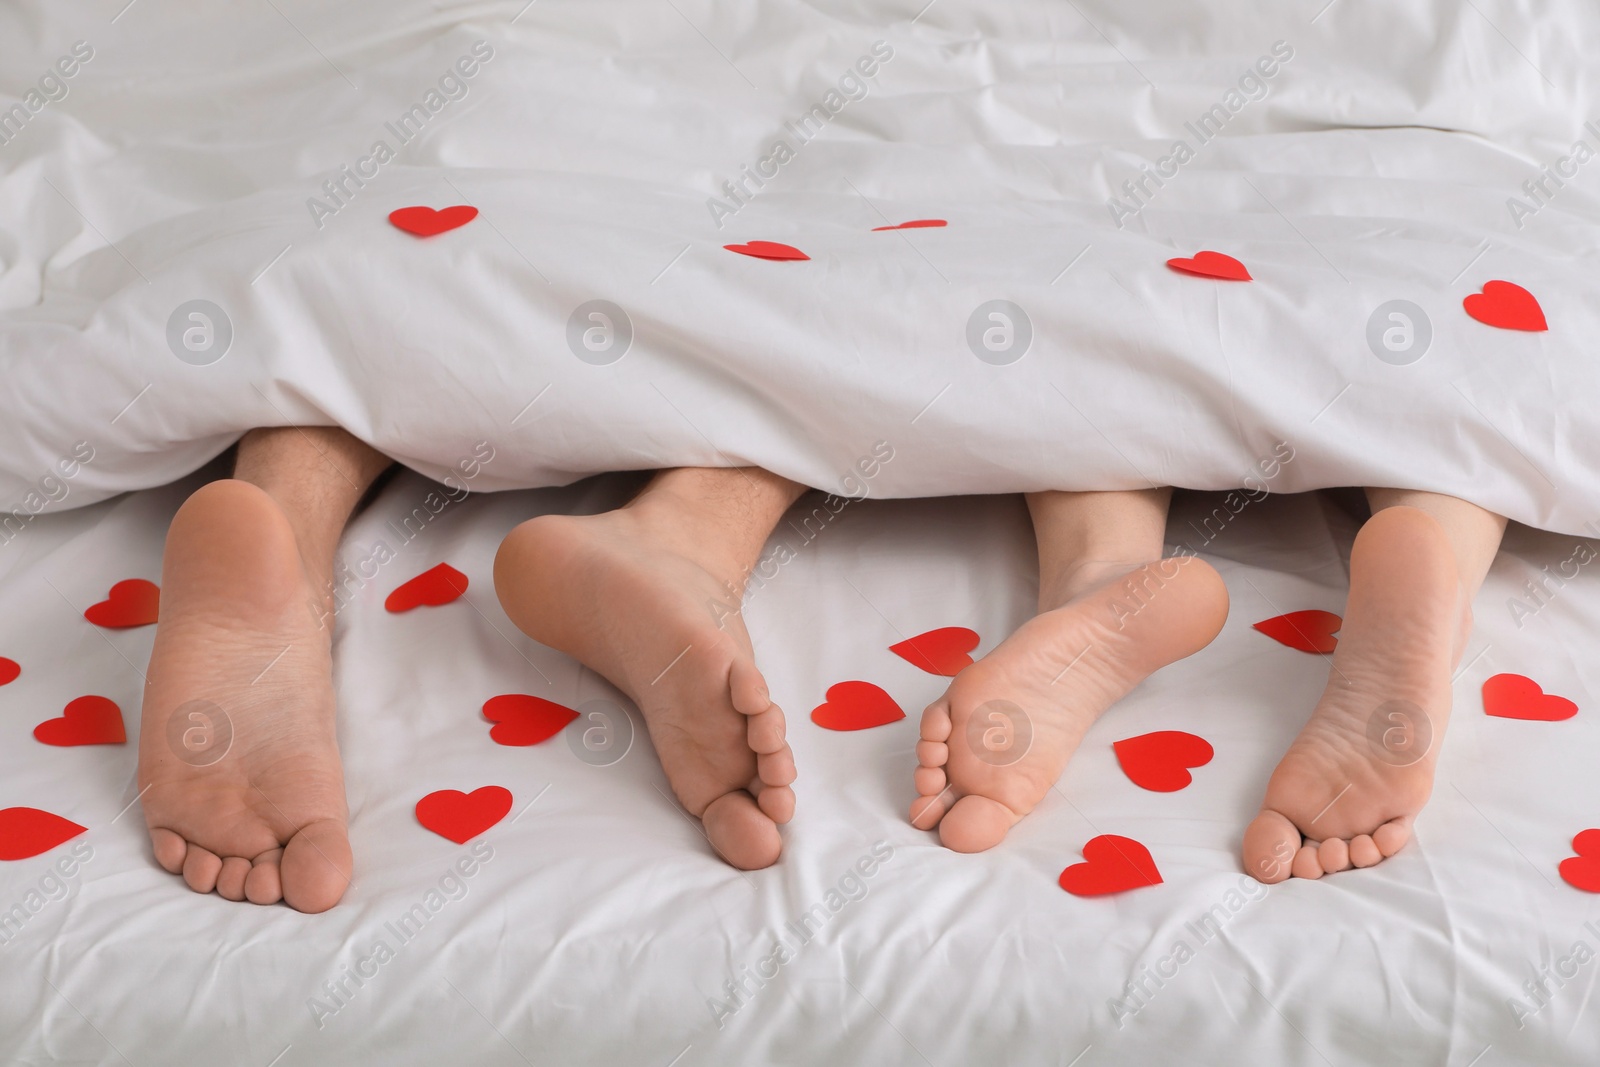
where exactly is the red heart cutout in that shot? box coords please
[1559,829,1600,892]
[34,696,126,746]
[724,240,809,261]
[1252,610,1341,654]
[0,807,88,860]
[1113,730,1214,792]
[872,219,947,231]
[1482,673,1576,721]
[811,681,905,731]
[84,579,160,628]
[482,694,578,746]
[415,786,513,844]
[1463,280,1547,332]
[0,657,18,686]
[388,205,479,237]
[1166,250,1251,281]
[1058,834,1163,896]
[385,563,469,613]
[889,627,980,676]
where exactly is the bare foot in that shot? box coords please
[493,501,796,870]
[1243,506,1461,882]
[138,480,352,913]
[910,556,1229,851]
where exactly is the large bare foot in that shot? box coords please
[493,500,796,870]
[138,480,352,913]
[910,556,1229,851]
[1243,506,1461,882]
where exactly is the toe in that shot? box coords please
[757,784,795,824]
[216,857,253,901]
[909,789,951,830]
[729,657,771,715]
[245,850,284,905]
[702,791,781,869]
[916,740,947,767]
[938,795,1017,853]
[1374,818,1410,858]
[1242,810,1300,885]
[746,705,787,754]
[920,702,952,743]
[1291,844,1323,880]
[280,819,352,914]
[1349,834,1382,868]
[757,748,796,788]
[1318,837,1351,874]
[149,828,188,874]
[182,845,223,894]
[914,766,946,795]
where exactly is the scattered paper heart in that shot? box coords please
[84,579,160,628]
[1113,731,1214,792]
[811,681,905,731]
[872,219,947,231]
[0,807,88,861]
[482,694,579,746]
[385,563,469,613]
[889,627,980,676]
[1166,250,1251,281]
[0,657,18,686]
[1482,673,1577,721]
[1463,280,1547,332]
[415,786,513,844]
[34,696,126,746]
[1559,829,1600,893]
[389,205,479,237]
[1252,610,1341,653]
[724,240,809,261]
[1058,834,1163,896]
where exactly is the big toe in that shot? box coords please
[280,819,353,913]
[1243,809,1300,884]
[938,795,1017,853]
[703,791,781,870]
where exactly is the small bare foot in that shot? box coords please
[494,502,796,870]
[1243,506,1461,882]
[138,480,352,913]
[910,556,1229,851]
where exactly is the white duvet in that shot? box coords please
[3,0,1599,535]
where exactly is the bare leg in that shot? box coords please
[494,467,806,869]
[139,428,392,912]
[911,489,1229,851]
[1242,490,1506,882]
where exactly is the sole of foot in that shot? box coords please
[494,506,796,870]
[1242,505,1460,882]
[138,480,352,913]
[910,555,1230,852]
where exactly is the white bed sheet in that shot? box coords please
[2,472,1598,1065]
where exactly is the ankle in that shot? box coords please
[1040,556,1161,611]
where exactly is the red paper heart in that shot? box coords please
[1058,834,1163,896]
[1252,610,1341,653]
[385,563,469,613]
[34,696,126,746]
[1463,280,1547,332]
[84,579,160,628]
[1113,730,1214,792]
[482,694,578,746]
[1559,829,1600,892]
[1482,673,1577,721]
[872,219,947,231]
[0,807,88,861]
[811,681,905,731]
[724,241,809,261]
[388,205,479,237]
[889,627,980,676]
[0,657,18,686]
[415,786,513,844]
[1166,250,1251,281]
